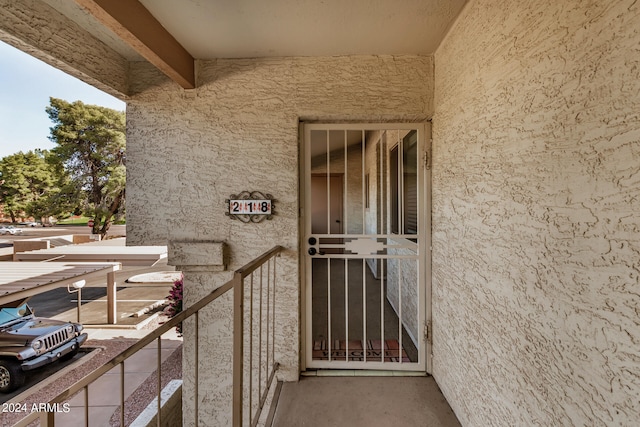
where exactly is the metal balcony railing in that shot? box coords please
[13,245,284,427]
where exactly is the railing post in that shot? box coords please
[233,271,244,427]
[168,240,229,426]
[194,311,199,426]
[120,363,125,426]
[157,337,162,427]
[46,410,55,427]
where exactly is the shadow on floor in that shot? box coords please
[0,348,96,404]
[272,375,461,427]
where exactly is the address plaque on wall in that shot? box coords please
[225,191,276,223]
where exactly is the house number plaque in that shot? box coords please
[226,191,276,223]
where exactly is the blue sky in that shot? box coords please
[0,41,126,159]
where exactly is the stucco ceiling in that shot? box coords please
[47,0,467,60]
[136,0,468,58]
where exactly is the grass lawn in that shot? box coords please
[56,216,126,226]
[56,216,90,225]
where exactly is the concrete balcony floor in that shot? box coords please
[272,374,461,427]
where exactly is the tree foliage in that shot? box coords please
[47,98,126,236]
[0,150,71,223]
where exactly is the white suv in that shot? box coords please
[0,226,23,235]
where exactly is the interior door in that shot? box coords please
[311,175,343,234]
[311,175,343,254]
[303,124,429,371]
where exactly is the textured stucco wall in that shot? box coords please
[433,0,640,425]
[127,55,433,424]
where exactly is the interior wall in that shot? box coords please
[364,131,383,277]
[384,130,420,347]
[432,0,640,425]
[126,55,432,423]
[310,142,364,234]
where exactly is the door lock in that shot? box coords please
[308,237,324,255]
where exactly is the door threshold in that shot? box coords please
[301,369,428,377]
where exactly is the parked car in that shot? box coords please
[0,302,87,392]
[0,226,23,235]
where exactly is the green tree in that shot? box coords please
[47,98,126,236]
[0,150,68,222]
[0,154,25,222]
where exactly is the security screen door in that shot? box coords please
[303,123,429,371]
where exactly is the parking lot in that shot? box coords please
[0,224,176,403]
[0,224,127,262]
[0,347,91,403]
[0,224,126,241]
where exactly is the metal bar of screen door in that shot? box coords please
[326,130,332,361]
[344,130,349,361]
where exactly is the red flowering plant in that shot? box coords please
[166,275,184,335]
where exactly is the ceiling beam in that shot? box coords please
[74,0,195,89]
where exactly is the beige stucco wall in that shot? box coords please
[433,0,640,425]
[127,55,433,424]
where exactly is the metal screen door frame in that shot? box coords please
[301,123,431,372]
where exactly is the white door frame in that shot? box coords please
[300,122,432,373]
